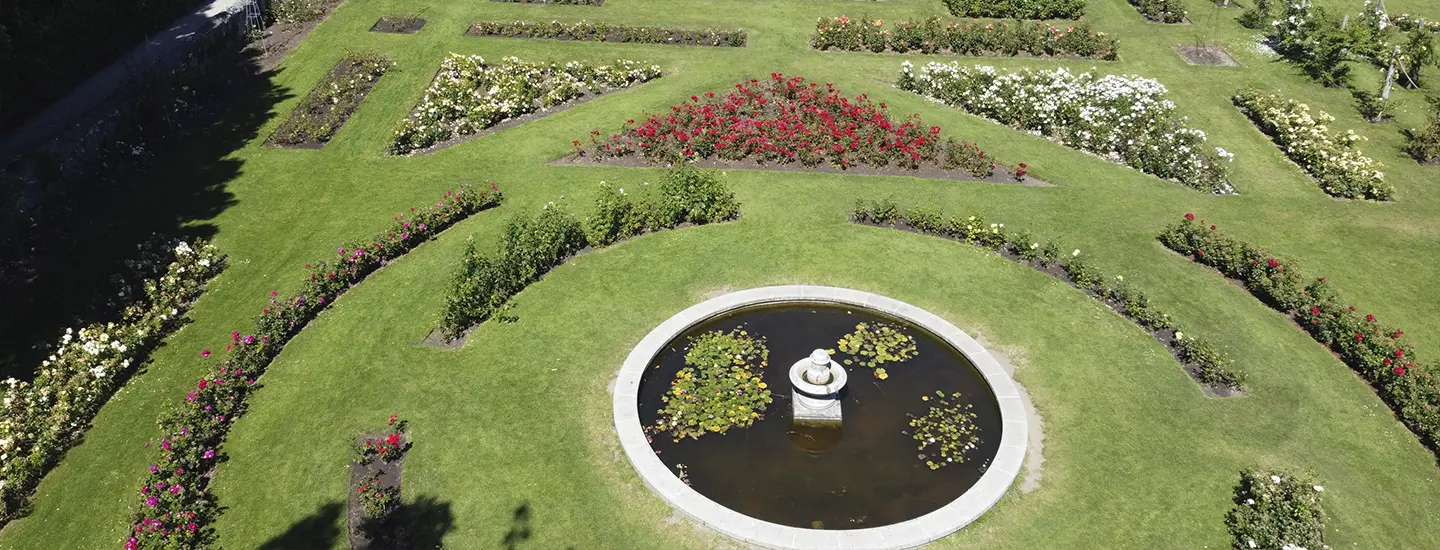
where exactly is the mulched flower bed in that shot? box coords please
[370,17,426,34]
[266,52,391,148]
[348,432,407,550]
[570,73,1047,185]
[1174,44,1239,66]
[466,21,746,47]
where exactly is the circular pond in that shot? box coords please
[613,286,1027,549]
[638,302,1002,529]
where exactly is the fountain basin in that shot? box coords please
[613,286,1028,549]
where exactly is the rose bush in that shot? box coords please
[1405,96,1440,163]
[0,238,223,525]
[578,73,1003,178]
[1128,0,1186,23]
[268,52,392,147]
[1225,469,1326,550]
[1160,215,1439,458]
[900,62,1235,194]
[123,185,501,549]
[941,0,1086,19]
[1232,89,1391,200]
[812,16,1118,60]
[390,55,662,155]
[854,199,1246,391]
[442,167,739,338]
[468,20,745,47]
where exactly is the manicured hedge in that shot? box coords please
[1225,469,1326,550]
[1160,215,1439,458]
[941,0,1085,20]
[440,167,739,338]
[268,52,392,147]
[812,16,1117,60]
[0,238,223,526]
[853,198,1245,392]
[124,184,502,549]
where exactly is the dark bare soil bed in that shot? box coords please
[1175,44,1239,66]
[371,17,426,34]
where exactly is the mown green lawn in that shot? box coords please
[3,0,1440,548]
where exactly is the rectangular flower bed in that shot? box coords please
[370,17,426,34]
[941,0,1085,19]
[267,52,392,148]
[389,54,662,155]
[467,20,745,47]
[1128,0,1188,23]
[491,0,603,5]
[1232,89,1392,200]
[900,61,1235,194]
[812,16,1117,60]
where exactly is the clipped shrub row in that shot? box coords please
[1232,89,1391,200]
[1225,469,1327,550]
[467,20,746,47]
[852,198,1246,392]
[0,238,223,526]
[491,0,603,5]
[1159,214,1439,458]
[124,184,502,549]
[811,16,1117,60]
[268,52,392,147]
[440,166,739,338]
[941,0,1085,20]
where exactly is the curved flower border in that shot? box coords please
[122,184,503,549]
[0,239,224,526]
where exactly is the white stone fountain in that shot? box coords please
[789,349,848,424]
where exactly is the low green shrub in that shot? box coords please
[1225,469,1326,550]
[1405,96,1440,163]
[468,20,746,47]
[442,167,738,338]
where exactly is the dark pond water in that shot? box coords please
[637,302,1002,530]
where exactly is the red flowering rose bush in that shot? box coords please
[0,237,224,526]
[356,472,400,519]
[812,16,1118,60]
[1160,214,1440,457]
[854,198,1245,392]
[1225,469,1326,550]
[124,185,501,549]
[574,73,1009,180]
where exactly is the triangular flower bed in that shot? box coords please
[565,73,1047,185]
[389,54,663,155]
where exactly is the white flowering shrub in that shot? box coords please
[389,55,662,155]
[900,62,1235,194]
[0,238,223,523]
[1225,469,1326,550]
[1233,89,1392,200]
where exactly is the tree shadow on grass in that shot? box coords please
[502,502,532,549]
[258,501,343,550]
[0,46,294,381]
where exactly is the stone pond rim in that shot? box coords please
[612,286,1028,550]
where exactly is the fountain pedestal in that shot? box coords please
[789,349,848,425]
